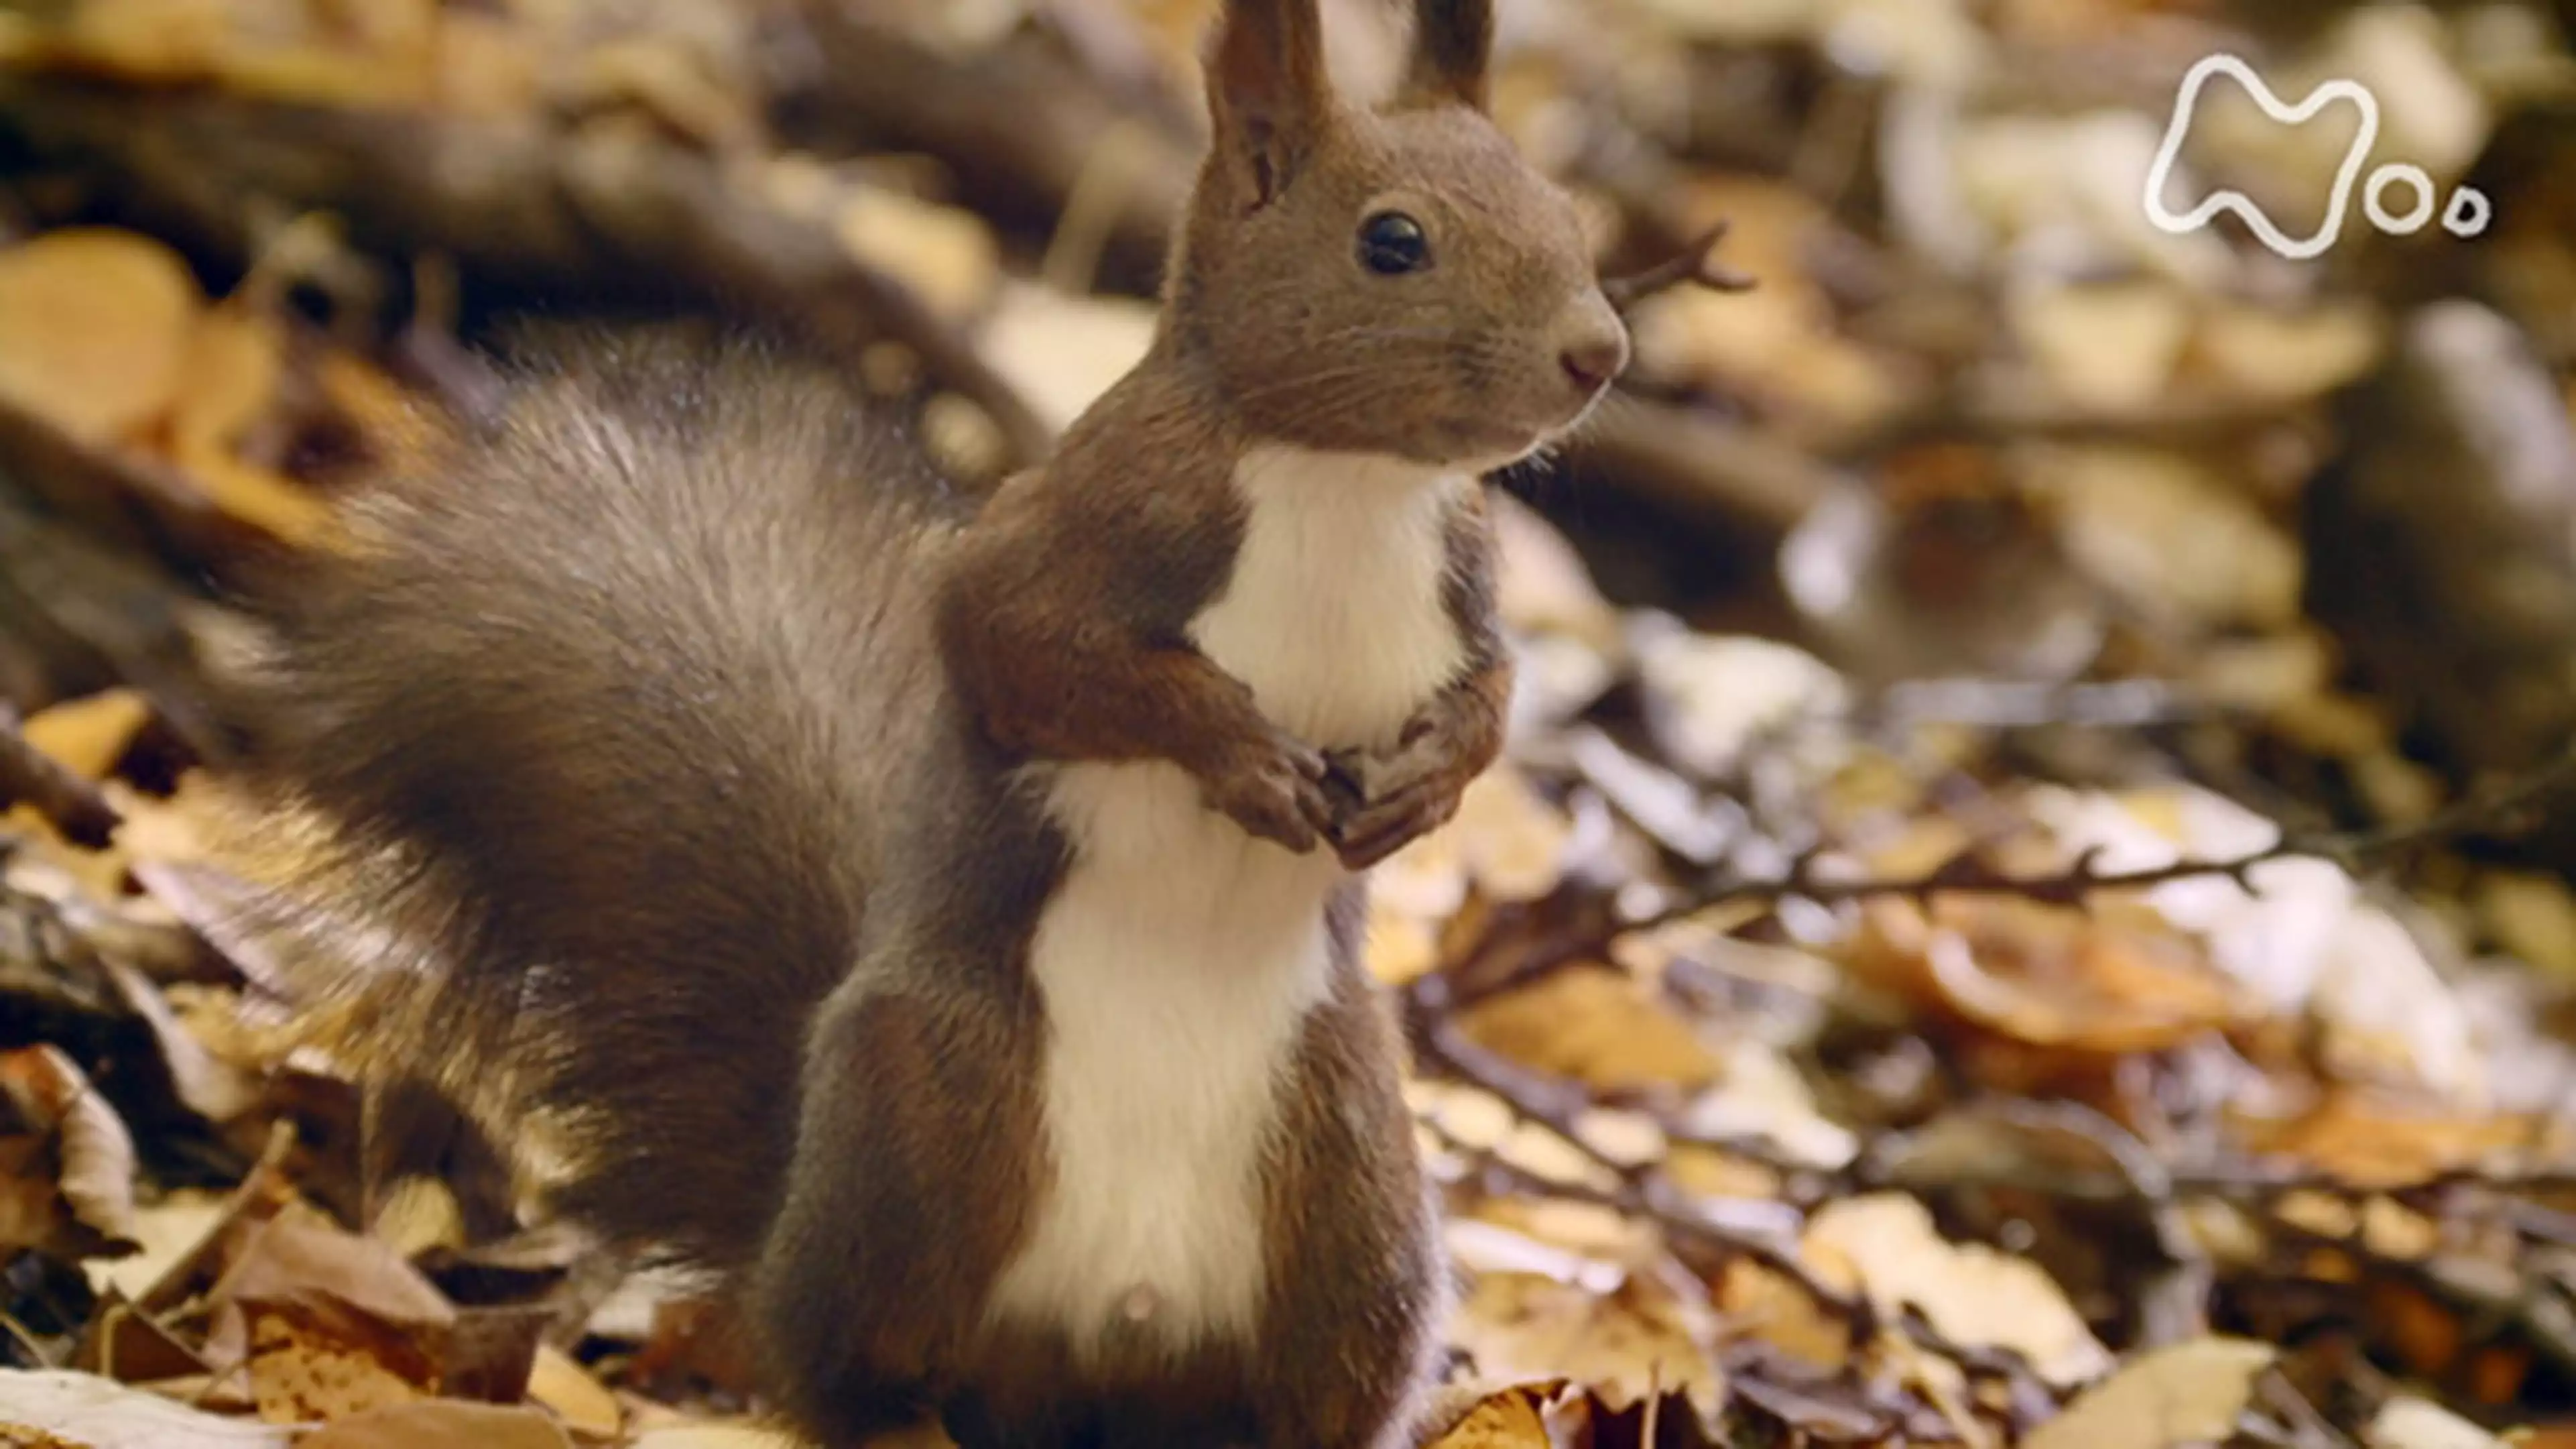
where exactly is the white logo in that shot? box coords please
[2144,54,2490,259]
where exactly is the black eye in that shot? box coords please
[1358,211,1430,276]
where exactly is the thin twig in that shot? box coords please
[0,703,119,848]
[1617,736,2576,940]
[1601,222,1758,314]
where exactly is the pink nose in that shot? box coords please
[1559,329,1629,394]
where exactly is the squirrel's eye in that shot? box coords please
[1358,211,1430,276]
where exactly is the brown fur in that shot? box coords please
[214,3,1620,1446]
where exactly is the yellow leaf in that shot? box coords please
[1450,1270,1718,1416]
[316,353,435,463]
[57,0,231,82]
[1459,965,1721,1092]
[2023,1338,2274,1449]
[21,689,152,780]
[1803,1194,2113,1388]
[177,449,336,548]
[0,229,202,443]
[171,306,284,461]
[1425,1383,1558,1448]
[526,1344,623,1440]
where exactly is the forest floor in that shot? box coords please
[6,1,2576,1446]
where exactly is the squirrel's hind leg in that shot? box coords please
[752,981,1050,1448]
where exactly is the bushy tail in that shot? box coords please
[212,330,960,1273]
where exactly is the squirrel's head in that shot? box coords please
[1168,0,1628,470]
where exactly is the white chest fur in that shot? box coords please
[985,448,1471,1357]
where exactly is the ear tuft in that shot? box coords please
[1403,0,1493,112]
[1204,0,1334,207]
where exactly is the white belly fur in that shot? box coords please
[986,448,1471,1358]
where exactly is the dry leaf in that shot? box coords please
[2232,1090,2539,1189]
[169,305,283,461]
[0,229,200,443]
[180,450,336,547]
[2368,1396,2510,1448]
[979,283,1157,434]
[0,1045,141,1256]
[629,1426,829,1448]
[0,1369,292,1448]
[1853,895,2244,1056]
[835,189,1001,325]
[2008,278,2191,414]
[245,1299,435,1422]
[19,690,153,781]
[1459,965,1721,1092]
[2022,1337,2275,1449]
[1423,1382,1558,1448]
[1449,765,1573,903]
[1449,1269,1718,1416]
[1802,1194,2113,1387]
[86,1190,229,1301]
[50,0,233,82]
[296,1401,574,1449]
[526,1344,623,1440]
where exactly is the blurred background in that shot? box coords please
[5,1,2576,1446]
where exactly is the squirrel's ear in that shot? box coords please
[1204,0,1333,207]
[1402,0,1493,111]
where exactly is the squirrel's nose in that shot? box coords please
[1558,321,1630,395]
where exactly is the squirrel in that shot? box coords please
[210,1,1629,1444]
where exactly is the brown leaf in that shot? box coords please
[0,230,200,444]
[1852,895,2245,1056]
[2232,1089,2543,1189]
[244,1298,435,1423]
[0,1045,141,1257]
[1424,1381,1560,1448]
[217,1199,454,1330]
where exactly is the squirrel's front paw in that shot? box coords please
[1323,719,1479,871]
[1200,728,1338,853]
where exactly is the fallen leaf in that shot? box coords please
[2233,1090,2542,1189]
[1803,1194,2113,1387]
[1459,965,1721,1092]
[19,690,154,781]
[1853,894,2244,1056]
[979,283,1156,434]
[244,1299,435,1422]
[526,1344,623,1440]
[835,188,1001,325]
[296,1401,573,1448]
[0,1368,292,1448]
[628,1425,826,1448]
[2022,1337,2274,1449]
[0,1045,141,1257]
[1450,1269,1719,1416]
[2008,278,2191,414]
[1424,1381,1558,1448]
[168,305,283,463]
[0,229,200,443]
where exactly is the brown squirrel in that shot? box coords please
[212,1,1628,1444]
